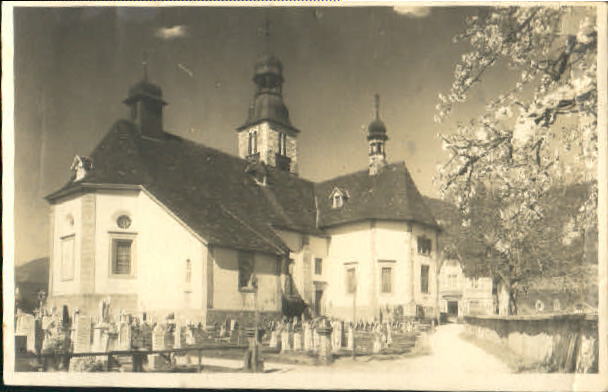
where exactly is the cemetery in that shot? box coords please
[14,296,431,373]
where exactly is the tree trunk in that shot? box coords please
[497,278,518,316]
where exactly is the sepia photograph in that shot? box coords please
[2,1,606,390]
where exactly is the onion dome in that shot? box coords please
[239,52,298,131]
[367,94,388,141]
[124,79,167,106]
[253,54,284,84]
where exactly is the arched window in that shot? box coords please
[248,130,258,155]
[278,132,287,156]
[185,259,191,284]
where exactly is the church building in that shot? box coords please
[45,51,441,325]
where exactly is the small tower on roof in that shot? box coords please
[124,51,167,140]
[368,94,388,175]
[236,17,299,175]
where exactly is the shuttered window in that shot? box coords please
[314,258,322,275]
[346,267,356,294]
[113,240,132,275]
[238,251,254,290]
[381,267,392,293]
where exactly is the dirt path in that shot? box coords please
[276,324,512,374]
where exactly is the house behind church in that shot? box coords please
[45,53,441,325]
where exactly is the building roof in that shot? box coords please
[242,93,295,131]
[314,162,439,229]
[47,120,439,254]
[46,120,321,255]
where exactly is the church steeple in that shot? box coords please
[368,94,388,175]
[124,52,167,140]
[236,17,300,174]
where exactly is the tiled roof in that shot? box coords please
[47,120,320,255]
[47,121,439,254]
[314,163,439,229]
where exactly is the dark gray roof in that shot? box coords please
[47,120,320,255]
[314,162,439,229]
[47,121,438,254]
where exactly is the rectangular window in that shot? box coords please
[421,265,430,294]
[61,235,75,280]
[314,258,322,275]
[346,267,356,294]
[381,267,392,293]
[238,251,254,290]
[417,236,432,256]
[112,239,132,275]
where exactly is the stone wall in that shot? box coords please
[464,313,598,373]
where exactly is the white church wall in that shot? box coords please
[136,191,206,315]
[374,221,411,309]
[325,222,374,320]
[93,190,206,317]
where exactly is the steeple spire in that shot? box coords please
[367,93,388,175]
[235,15,300,174]
[374,93,380,120]
[261,10,272,54]
[142,50,149,82]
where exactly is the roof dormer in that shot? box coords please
[70,155,94,182]
[329,187,349,209]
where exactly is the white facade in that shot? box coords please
[320,221,439,321]
[438,259,494,319]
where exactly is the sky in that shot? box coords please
[12,5,518,265]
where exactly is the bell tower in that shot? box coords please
[367,94,388,175]
[236,18,300,174]
[124,52,167,140]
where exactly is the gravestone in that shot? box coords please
[185,327,195,346]
[173,320,183,349]
[331,322,342,353]
[141,323,153,350]
[118,322,131,350]
[317,326,333,365]
[313,328,320,351]
[16,313,36,353]
[372,333,382,354]
[92,327,103,352]
[293,332,302,351]
[149,324,171,371]
[347,326,354,351]
[269,330,278,349]
[73,315,92,353]
[280,330,291,353]
[303,323,313,352]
